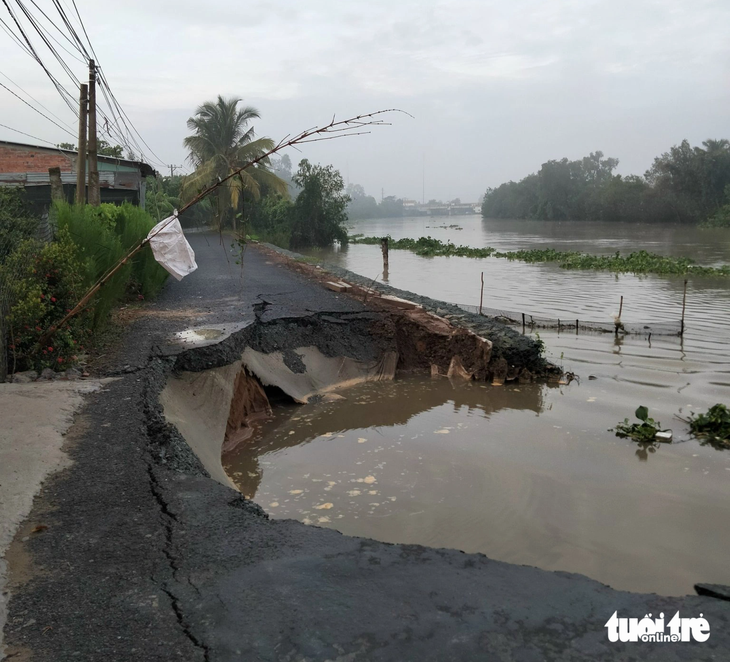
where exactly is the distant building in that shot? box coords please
[0,140,155,212]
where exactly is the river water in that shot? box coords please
[225,216,730,596]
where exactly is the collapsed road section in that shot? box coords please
[157,301,520,488]
[4,236,729,662]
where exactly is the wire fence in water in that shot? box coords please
[454,302,683,337]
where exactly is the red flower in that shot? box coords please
[57,357,64,363]
[40,294,45,299]
[47,346,54,352]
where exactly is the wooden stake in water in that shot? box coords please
[615,295,624,336]
[681,279,688,336]
[380,237,389,280]
[479,271,484,315]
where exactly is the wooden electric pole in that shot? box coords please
[75,83,88,204]
[87,60,100,206]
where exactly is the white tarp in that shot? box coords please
[147,213,198,281]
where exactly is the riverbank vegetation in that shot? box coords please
[350,235,730,277]
[0,190,168,377]
[176,96,350,250]
[482,140,730,225]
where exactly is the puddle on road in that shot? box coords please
[223,376,730,596]
[174,321,251,347]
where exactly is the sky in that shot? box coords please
[0,0,728,203]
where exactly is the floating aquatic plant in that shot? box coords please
[350,236,730,278]
[612,406,669,443]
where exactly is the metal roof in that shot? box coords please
[0,139,156,178]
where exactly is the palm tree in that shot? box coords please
[182,96,287,230]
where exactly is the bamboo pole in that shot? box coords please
[36,109,408,348]
[680,279,688,336]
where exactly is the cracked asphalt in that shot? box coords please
[3,234,729,661]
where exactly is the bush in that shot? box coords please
[55,202,168,328]
[2,201,169,373]
[701,205,730,228]
[3,228,89,371]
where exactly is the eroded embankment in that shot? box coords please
[151,303,555,488]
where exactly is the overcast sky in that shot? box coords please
[1,0,728,202]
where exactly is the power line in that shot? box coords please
[0,120,64,146]
[1,0,79,114]
[2,0,168,167]
[0,79,75,136]
[0,68,74,130]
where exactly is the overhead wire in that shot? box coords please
[1,0,79,114]
[0,79,75,136]
[1,0,168,168]
[0,68,75,130]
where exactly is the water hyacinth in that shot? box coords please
[349,235,730,278]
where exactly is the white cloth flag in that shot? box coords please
[146,213,198,281]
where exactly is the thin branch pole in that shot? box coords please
[479,271,484,315]
[680,279,688,336]
[37,109,408,347]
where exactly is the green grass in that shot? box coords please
[351,235,730,277]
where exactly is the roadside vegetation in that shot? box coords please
[176,96,351,250]
[0,189,168,378]
[349,235,730,278]
[482,140,730,225]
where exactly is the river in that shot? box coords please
[224,216,730,596]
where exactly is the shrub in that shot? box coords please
[3,228,89,371]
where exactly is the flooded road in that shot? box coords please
[226,217,730,596]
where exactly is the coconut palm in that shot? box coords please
[182,96,287,229]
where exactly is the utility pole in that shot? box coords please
[87,60,100,206]
[75,83,88,205]
[168,164,183,179]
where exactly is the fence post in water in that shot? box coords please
[680,279,687,336]
[479,272,484,315]
[380,237,389,281]
[615,295,624,336]
[522,312,525,333]
[576,319,579,335]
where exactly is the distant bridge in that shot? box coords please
[403,203,481,216]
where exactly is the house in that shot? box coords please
[0,140,155,212]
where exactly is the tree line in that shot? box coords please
[481,140,730,226]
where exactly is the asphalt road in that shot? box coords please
[3,234,729,661]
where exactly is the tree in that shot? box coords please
[182,95,286,230]
[98,140,124,158]
[57,140,124,157]
[289,159,350,248]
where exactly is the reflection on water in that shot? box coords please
[226,217,730,597]
[225,377,730,596]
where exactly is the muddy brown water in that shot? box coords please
[225,217,730,596]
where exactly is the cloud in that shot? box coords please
[0,0,728,200]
